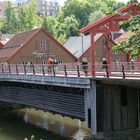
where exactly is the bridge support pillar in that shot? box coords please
[84,81,97,134]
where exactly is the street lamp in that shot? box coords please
[80,33,84,55]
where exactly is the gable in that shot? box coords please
[7,28,76,63]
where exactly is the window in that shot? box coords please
[42,1,45,4]
[23,61,27,65]
[88,109,91,128]
[42,11,45,15]
[40,41,46,51]
[58,60,63,64]
[42,61,46,64]
[121,87,127,106]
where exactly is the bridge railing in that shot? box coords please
[0,62,140,78]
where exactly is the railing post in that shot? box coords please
[121,65,125,78]
[52,65,55,76]
[64,65,67,76]
[8,65,11,74]
[106,65,109,78]
[16,65,18,74]
[77,65,80,77]
[1,64,4,74]
[32,65,35,75]
[24,65,26,75]
[42,65,45,75]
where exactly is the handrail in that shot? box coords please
[0,62,140,78]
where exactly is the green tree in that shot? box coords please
[61,0,124,28]
[55,15,79,43]
[42,16,57,36]
[88,10,105,23]
[18,0,41,31]
[62,0,92,27]
[1,0,42,33]
[113,14,140,58]
[2,1,19,33]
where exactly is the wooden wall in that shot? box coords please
[97,85,138,132]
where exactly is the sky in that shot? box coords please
[0,0,140,6]
[56,0,140,5]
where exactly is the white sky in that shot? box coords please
[58,0,140,5]
[0,0,139,6]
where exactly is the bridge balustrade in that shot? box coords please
[0,62,140,78]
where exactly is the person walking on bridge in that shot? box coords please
[81,57,88,77]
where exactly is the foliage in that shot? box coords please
[1,0,125,43]
[88,10,105,23]
[52,0,124,42]
[61,0,124,28]
[1,0,42,34]
[42,16,56,36]
[113,14,140,58]
[1,1,19,33]
[18,0,41,31]
[119,21,130,31]
[55,15,79,43]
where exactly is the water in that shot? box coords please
[0,108,93,140]
[0,110,69,140]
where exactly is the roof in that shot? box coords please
[64,33,102,58]
[0,46,19,59]
[0,41,7,45]
[0,29,40,60]
[0,28,76,62]
[1,34,14,41]
[114,31,133,43]
[3,28,40,48]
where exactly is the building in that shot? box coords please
[0,1,10,19]
[0,33,14,48]
[0,28,76,64]
[64,34,128,64]
[114,31,133,44]
[36,0,60,17]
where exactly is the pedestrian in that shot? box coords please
[47,58,53,75]
[131,59,135,70]
[115,60,119,70]
[102,58,107,69]
[81,57,88,76]
[53,58,58,71]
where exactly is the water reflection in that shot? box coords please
[0,110,68,140]
[21,108,93,140]
[0,108,94,140]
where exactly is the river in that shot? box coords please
[0,108,93,140]
[0,109,69,140]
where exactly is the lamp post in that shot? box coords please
[80,33,84,55]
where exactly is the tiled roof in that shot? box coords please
[64,33,102,58]
[0,28,40,61]
[114,31,133,43]
[3,28,40,48]
[0,46,19,59]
